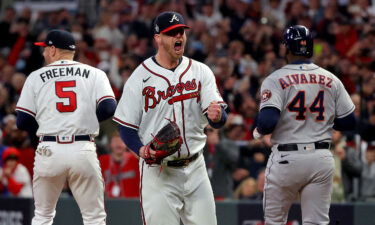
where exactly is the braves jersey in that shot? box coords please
[259,62,355,144]
[16,60,115,136]
[114,56,226,159]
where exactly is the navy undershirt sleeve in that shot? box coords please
[119,126,143,155]
[206,106,228,129]
[96,98,117,122]
[333,112,356,131]
[16,111,39,134]
[257,107,281,135]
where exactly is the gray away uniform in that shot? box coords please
[259,62,355,225]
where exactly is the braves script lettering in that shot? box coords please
[142,79,199,112]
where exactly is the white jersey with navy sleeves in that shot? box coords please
[114,56,226,159]
[114,55,225,225]
[16,60,115,136]
[16,59,114,225]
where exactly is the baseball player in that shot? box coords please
[113,11,227,225]
[253,25,356,225]
[15,30,116,225]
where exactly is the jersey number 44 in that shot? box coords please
[287,90,325,121]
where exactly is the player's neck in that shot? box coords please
[286,55,310,64]
[55,55,74,62]
[50,52,75,64]
[155,52,180,69]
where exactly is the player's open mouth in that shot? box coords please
[174,41,182,52]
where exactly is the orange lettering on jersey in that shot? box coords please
[291,74,300,84]
[286,75,294,85]
[326,77,333,88]
[309,74,317,83]
[300,74,308,84]
[318,75,325,85]
[279,78,289,89]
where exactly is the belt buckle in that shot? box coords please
[303,143,314,151]
[57,135,74,144]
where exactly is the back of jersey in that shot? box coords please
[259,63,355,144]
[16,60,115,136]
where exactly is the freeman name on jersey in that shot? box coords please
[278,73,333,89]
[39,67,90,82]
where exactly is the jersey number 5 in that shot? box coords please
[287,90,324,121]
[55,81,77,112]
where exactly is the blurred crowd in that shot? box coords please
[0,0,374,202]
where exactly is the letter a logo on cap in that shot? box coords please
[169,14,179,23]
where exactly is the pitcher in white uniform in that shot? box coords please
[16,29,116,225]
[253,25,356,225]
[114,11,227,225]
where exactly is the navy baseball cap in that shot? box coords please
[34,29,76,51]
[154,11,190,34]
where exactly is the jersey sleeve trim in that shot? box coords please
[113,117,139,130]
[97,95,116,104]
[202,101,227,114]
[259,103,282,111]
[15,107,36,117]
[336,105,355,118]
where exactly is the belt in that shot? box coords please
[40,135,93,144]
[277,142,331,151]
[166,153,200,167]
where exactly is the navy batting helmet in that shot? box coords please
[283,25,313,58]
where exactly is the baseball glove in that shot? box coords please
[144,120,183,165]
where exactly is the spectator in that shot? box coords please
[331,131,346,202]
[99,133,140,198]
[3,114,35,177]
[0,147,32,197]
[360,143,375,201]
[205,122,241,200]
[253,168,266,201]
[233,177,257,200]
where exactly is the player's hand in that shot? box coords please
[207,101,222,123]
[252,127,263,140]
[140,145,156,160]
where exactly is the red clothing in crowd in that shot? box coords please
[99,152,140,198]
[18,147,35,178]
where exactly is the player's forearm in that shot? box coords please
[206,107,227,129]
[96,99,117,122]
[257,107,280,135]
[119,126,143,155]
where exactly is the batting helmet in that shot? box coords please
[283,25,313,58]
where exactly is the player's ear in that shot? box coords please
[154,34,161,45]
[50,46,57,57]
